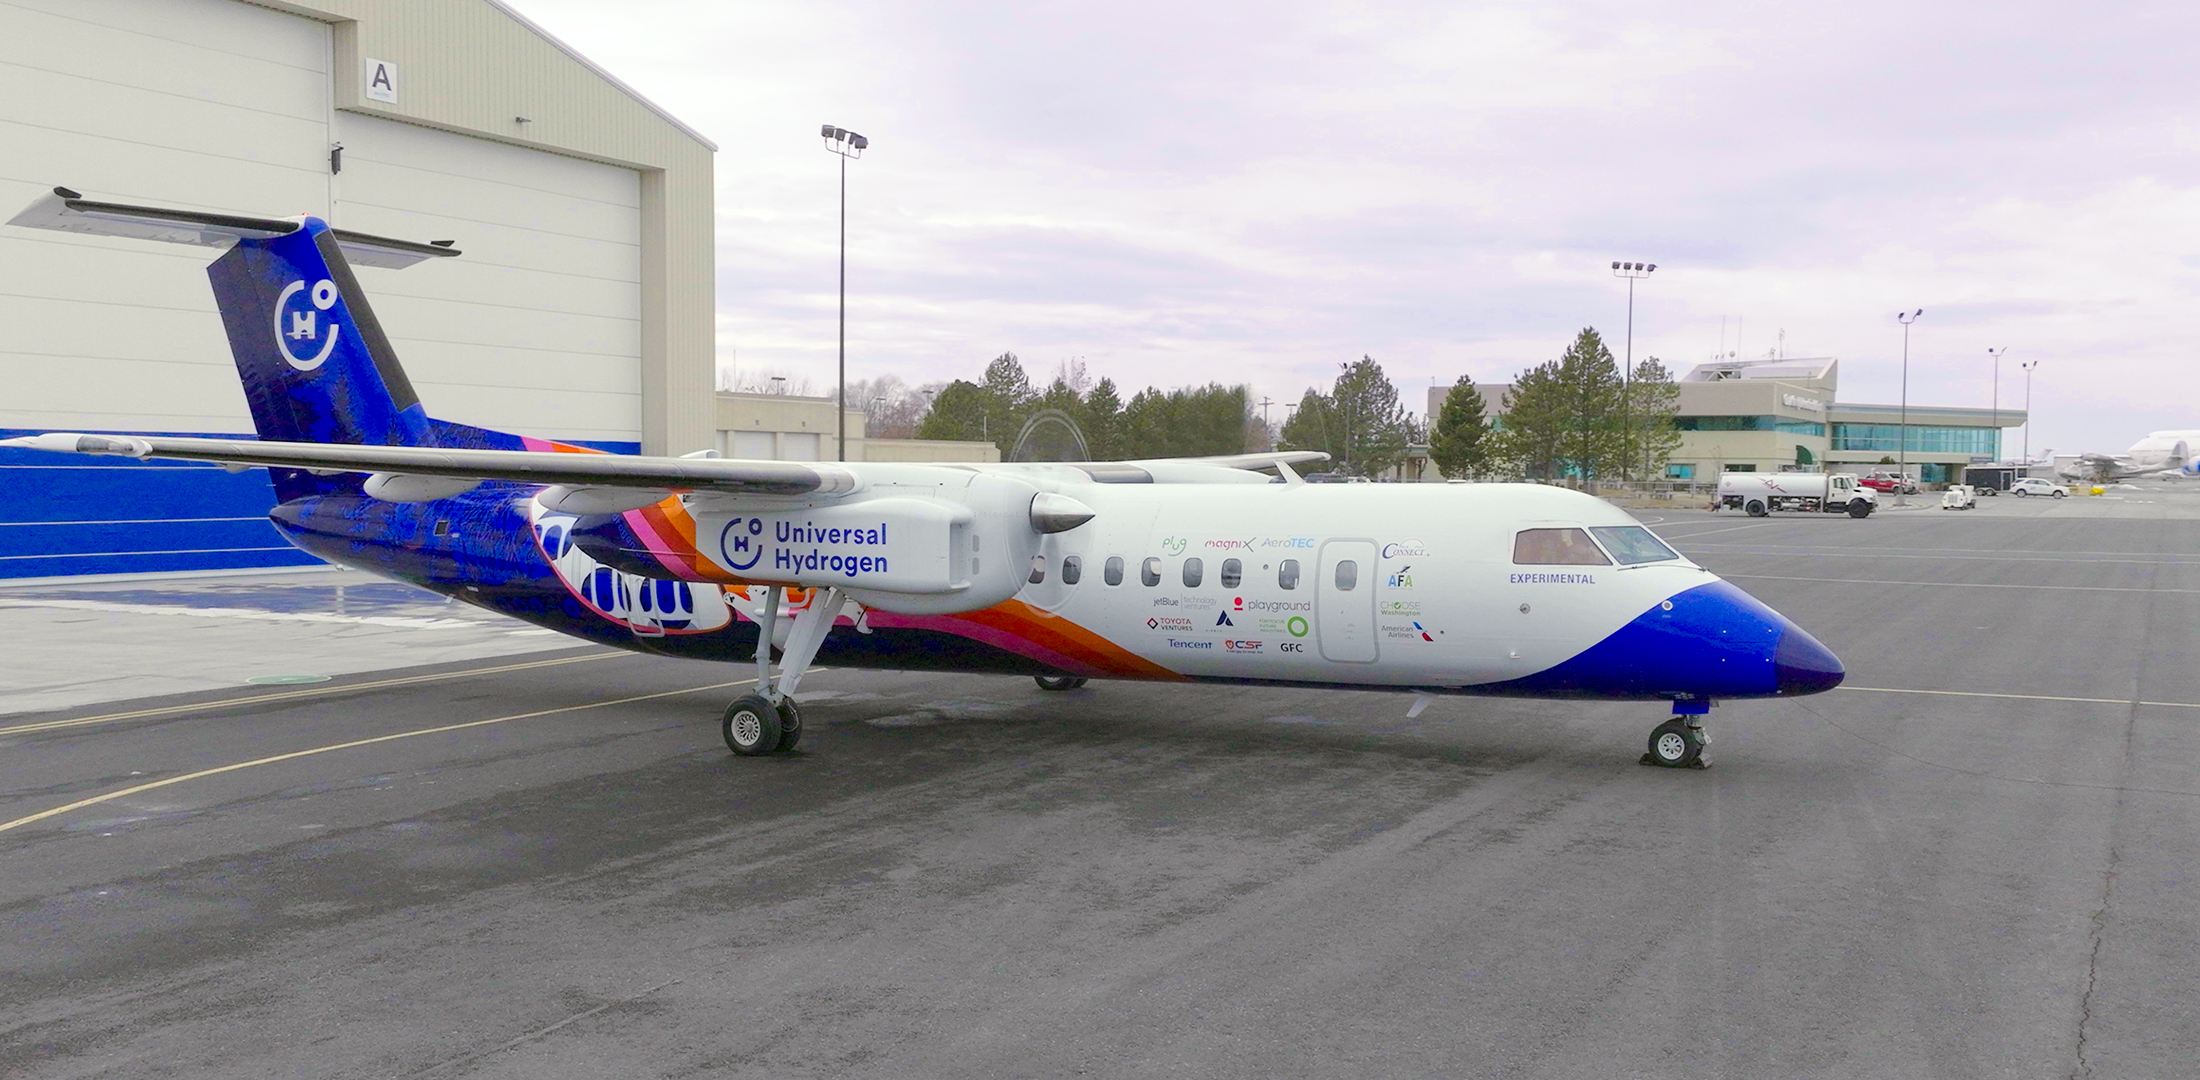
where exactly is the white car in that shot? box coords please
[2010,478,2067,498]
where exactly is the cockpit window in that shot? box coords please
[1589,526,1680,565]
[1512,528,1612,566]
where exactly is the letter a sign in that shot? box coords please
[365,59,398,104]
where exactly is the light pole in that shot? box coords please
[1612,261,1656,480]
[1896,309,1922,504]
[1986,346,2009,463]
[2020,359,2041,466]
[821,124,869,461]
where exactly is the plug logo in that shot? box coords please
[274,278,342,371]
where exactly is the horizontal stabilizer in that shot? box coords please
[1133,451,1331,473]
[0,433,856,499]
[7,187,460,267]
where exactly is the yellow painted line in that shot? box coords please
[1723,573,2200,595]
[0,677,770,836]
[1838,685,2200,709]
[0,650,621,737]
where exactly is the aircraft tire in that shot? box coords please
[1848,499,1872,518]
[1644,720,1706,768]
[1035,676,1088,691]
[723,694,783,756]
[1745,500,1768,518]
[774,699,802,752]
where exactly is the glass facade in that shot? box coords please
[1830,424,1998,457]
[1665,463,1695,479]
[1675,415,1826,437]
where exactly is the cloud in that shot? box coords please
[512,0,2200,450]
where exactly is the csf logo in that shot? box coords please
[273,278,342,371]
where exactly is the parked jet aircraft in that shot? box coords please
[4,188,1844,768]
[2057,431,2200,481]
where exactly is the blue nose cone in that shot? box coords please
[1483,578,1845,700]
[1773,622,1845,695]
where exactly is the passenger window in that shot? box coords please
[1062,555,1082,585]
[1028,555,1047,584]
[1183,557,1203,588]
[1142,557,1161,586]
[1279,559,1300,589]
[1221,558,1242,589]
[1335,560,1358,590]
[1512,528,1612,566]
[1105,556,1125,586]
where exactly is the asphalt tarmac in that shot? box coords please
[4,490,2197,1078]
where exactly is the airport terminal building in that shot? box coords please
[1430,357,2024,483]
[1,0,717,580]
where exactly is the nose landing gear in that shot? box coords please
[723,585,840,756]
[1642,700,1712,769]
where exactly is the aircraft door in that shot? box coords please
[1316,539,1379,663]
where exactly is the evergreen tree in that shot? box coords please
[1490,359,1567,479]
[1626,356,1683,480]
[1553,328,1624,482]
[1278,387,1335,460]
[1331,355,1411,477]
[915,379,989,442]
[1082,378,1124,459]
[1428,374,1490,479]
[979,352,1035,455]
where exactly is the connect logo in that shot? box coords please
[1382,539,1431,559]
[273,278,342,371]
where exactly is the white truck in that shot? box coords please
[1716,472,1877,518]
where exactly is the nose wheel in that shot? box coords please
[1642,703,1712,769]
[1035,676,1088,691]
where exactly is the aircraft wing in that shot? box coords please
[0,433,855,500]
[1130,451,1330,472]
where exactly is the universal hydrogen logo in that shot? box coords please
[273,278,341,371]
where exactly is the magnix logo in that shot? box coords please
[273,278,342,371]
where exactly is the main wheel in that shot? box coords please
[722,694,783,756]
[1745,499,1768,518]
[1035,676,1088,691]
[774,698,802,752]
[1848,499,1872,518]
[1644,720,1706,768]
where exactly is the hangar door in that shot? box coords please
[1317,540,1379,663]
[329,114,643,450]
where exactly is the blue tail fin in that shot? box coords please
[206,218,429,450]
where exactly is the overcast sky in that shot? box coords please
[513,0,2197,457]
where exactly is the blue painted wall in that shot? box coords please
[0,429,637,580]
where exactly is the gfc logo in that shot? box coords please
[273,278,342,371]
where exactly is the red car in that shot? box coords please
[1859,472,1918,495]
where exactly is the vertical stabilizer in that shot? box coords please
[206,219,428,449]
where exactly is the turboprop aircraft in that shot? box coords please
[2056,431,2200,482]
[3,187,1845,768]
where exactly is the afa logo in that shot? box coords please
[274,278,342,371]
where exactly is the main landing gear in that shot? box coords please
[1034,676,1087,691]
[1641,700,1713,769]
[723,585,845,756]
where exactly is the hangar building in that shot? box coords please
[1,0,715,580]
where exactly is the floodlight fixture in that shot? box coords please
[822,124,873,459]
[1610,258,1661,480]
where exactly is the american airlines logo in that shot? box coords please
[273,278,341,371]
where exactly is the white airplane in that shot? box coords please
[2057,431,2200,481]
[2,188,1845,769]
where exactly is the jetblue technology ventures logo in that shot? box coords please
[274,278,342,371]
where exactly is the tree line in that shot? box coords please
[1427,327,1682,482]
[914,354,1259,460]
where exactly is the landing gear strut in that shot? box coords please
[1642,700,1712,769]
[722,585,844,756]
